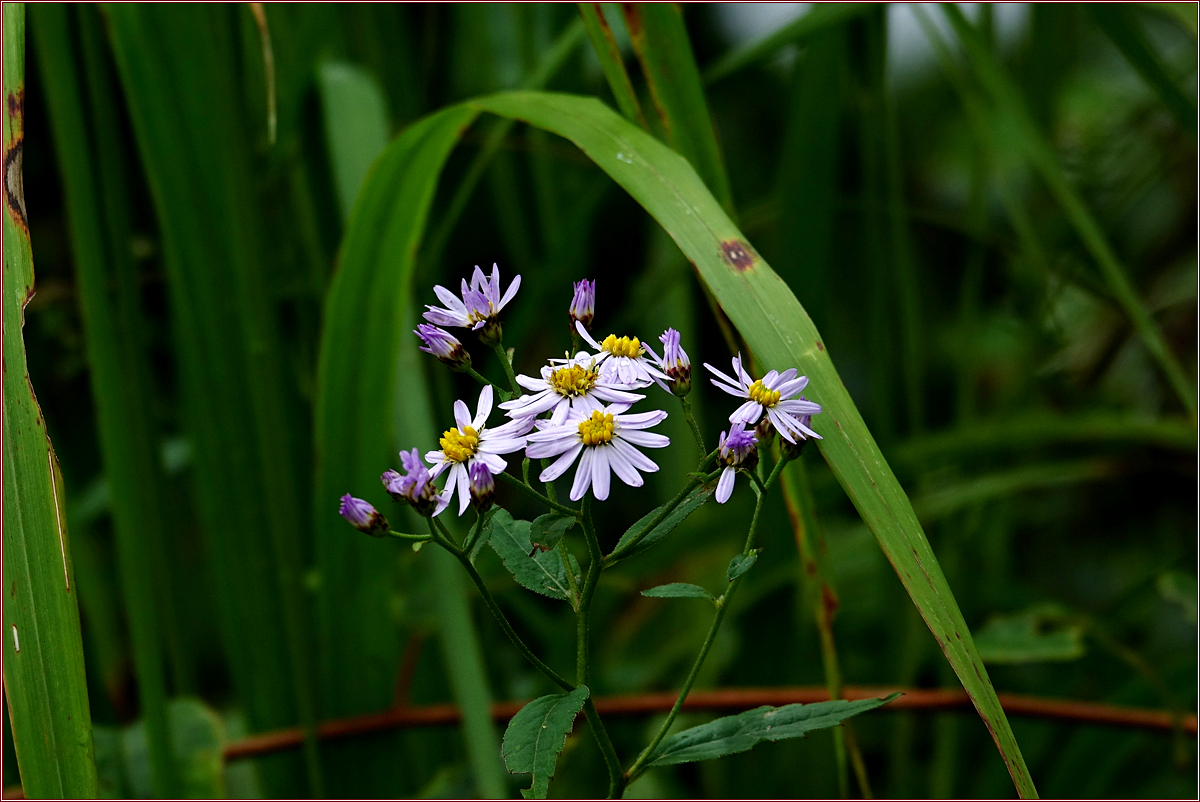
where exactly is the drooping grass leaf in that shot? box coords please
[501,685,590,799]
[1,6,98,797]
[316,60,391,224]
[610,485,714,562]
[974,606,1085,665]
[641,583,715,601]
[487,509,579,602]
[645,694,900,768]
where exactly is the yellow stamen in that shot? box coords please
[577,411,615,446]
[600,334,642,359]
[747,379,781,408]
[440,425,479,462]
[548,364,598,397]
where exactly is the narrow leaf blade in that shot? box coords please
[611,485,713,561]
[641,583,715,600]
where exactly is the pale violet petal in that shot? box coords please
[716,466,735,503]
[473,385,494,429]
[539,443,583,482]
[570,448,594,501]
[591,447,611,501]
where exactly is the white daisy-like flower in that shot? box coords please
[499,353,644,426]
[704,353,822,443]
[425,385,534,515]
[525,404,670,501]
[423,263,521,342]
[571,320,670,388]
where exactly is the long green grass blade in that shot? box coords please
[1,5,98,796]
[30,4,181,794]
[104,5,322,793]
[704,3,872,84]
[578,3,648,129]
[622,3,733,212]
[463,91,1039,798]
[317,61,391,225]
[940,3,1195,416]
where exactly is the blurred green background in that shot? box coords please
[6,2,1196,798]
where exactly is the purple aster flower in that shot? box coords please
[651,328,691,396]
[339,494,389,535]
[423,263,520,345]
[715,424,758,504]
[574,321,670,388]
[569,279,595,332]
[416,324,471,371]
[704,353,822,444]
[468,462,494,512]
[383,448,450,517]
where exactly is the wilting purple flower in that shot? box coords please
[715,424,758,504]
[423,263,520,345]
[416,324,471,371]
[339,494,389,535]
[468,462,495,512]
[569,279,595,332]
[704,353,822,444]
[383,448,450,517]
[652,328,691,396]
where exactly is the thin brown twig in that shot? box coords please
[221,685,1199,762]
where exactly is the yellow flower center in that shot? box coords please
[747,379,781,408]
[440,425,479,462]
[548,364,599,397]
[600,334,642,359]
[577,411,615,446]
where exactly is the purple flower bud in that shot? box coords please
[339,494,389,536]
[659,328,691,396]
[718,424,758,470]
[468,462,494,512]
[416,324,472,371]
[569,279,595,333]
[383,448,449,517]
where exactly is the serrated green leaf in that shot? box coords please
[488,509,577,601]
[647,694,899,768]
[611,485,713,561]
[641,583,715,601]
[530,513,575,550]
[502,686,590,799]
[726,553,758,582]
[974,606,1085,665]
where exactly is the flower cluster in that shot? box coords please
[340,263,825,534]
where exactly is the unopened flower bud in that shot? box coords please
[754,415,776,446]
[569,279,595,333]
[416,324,472,371]
[658,328,691,397]
[383,448,450,517]
[339,494,389,536]
[468,462,495,512]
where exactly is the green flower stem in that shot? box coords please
[679,395,707,464]
[462,364,508,397]
[578,496,625,798]
[490,340,522,395]
[604,450,719,564]
[625,459,786,785]
[430,516,574,692]
[495,471,580,517]
[386,529,434,542]
[462,513,485,554]
[558,540,581,608]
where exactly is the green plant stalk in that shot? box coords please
[31,5,180,794]
[625,459,786,786]
[940,2,1196,415]
[490,340,522,395]
[463,364,510,397]
[2,6,98,796]
[495,471,581,517]
[577,496,625,798]
[434,517,574,692]
[779,458,872,798]
[577,2,649,128]
[679,395,707,464]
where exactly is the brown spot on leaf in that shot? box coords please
[804,560,817,577]
[5,135,27,230]
[816,341,824,351]
[820,585,839,625]
[7,90,22,120]
[621,3,641,36]
[9,582,14,597]
[720,239,755,271]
